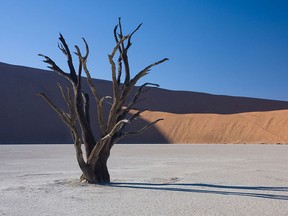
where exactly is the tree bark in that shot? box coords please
[79,144,111,184]
[93,148,110,183]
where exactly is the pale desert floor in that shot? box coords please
[1,144,288,216]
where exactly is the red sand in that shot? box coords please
[140,110,288,144]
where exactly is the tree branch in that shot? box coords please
[127,23,142,50]
[75,38,107,136]
[50,84,87,173]
[106,35,130,130]
[120,58,168,104]
[88,119,130,167]
[114,22,123,85]
[58,34,78,83]
[114,118,164,146]
[129,83,159,108]
[73,134,93,182]
[109,34,129,88]
[116,18,143,85]
[36,92,73,128]
[102,119,130,141]
[38,54,75,83]
[82,92,91,126]
[120,118,164,139]
[130,58,169,87]
[118,108,148,134]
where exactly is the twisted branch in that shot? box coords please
[75,40,107,136]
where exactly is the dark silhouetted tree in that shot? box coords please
[37,18,168,184]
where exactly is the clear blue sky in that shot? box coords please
[1,0,288,100]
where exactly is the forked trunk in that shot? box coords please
[80,145,111,184]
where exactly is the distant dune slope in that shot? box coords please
[140,110,288,144]
[1,62,288,144]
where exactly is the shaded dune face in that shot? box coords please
[1,62,288,144]
[0,62,168,144]
[141,88,288,115]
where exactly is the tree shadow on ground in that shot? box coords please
[108,182,288,201]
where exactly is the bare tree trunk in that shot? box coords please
[93,148,111,183]
[79,149,110,183]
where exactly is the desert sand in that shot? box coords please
[140,109,288,144]
[1,62,288,144]
[1,144,288,216]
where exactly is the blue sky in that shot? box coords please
[1,0,288,100]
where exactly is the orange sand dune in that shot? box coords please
[1,62,288,144]
[140,110,288,144]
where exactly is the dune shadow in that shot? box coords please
[108,182,288,201]
[0,64,169,144]
[142,88,288,114]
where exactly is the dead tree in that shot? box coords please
[37,18,168,184]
